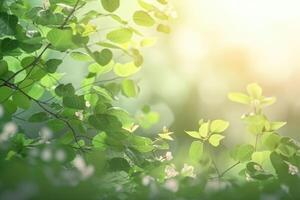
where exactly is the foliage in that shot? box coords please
[0,0,300,199]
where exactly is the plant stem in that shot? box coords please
[219,161,240,177]
[2,79,84,153]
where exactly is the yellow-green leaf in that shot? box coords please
[189,141,203,162]
[228,92,250,104]
[210,120,229,133]
[208,134,225,147]
[107,28,132,44]
[133,10,155,27]
[247,83,262,99]
[199,122,209,138]
[114,62,140,77]
[185,131,201,139]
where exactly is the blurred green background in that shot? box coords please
[27,0,300,162]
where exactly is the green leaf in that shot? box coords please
[128,135,154,152]
[276,138,297,157]
[27,8,64,26]
[246,162,273,180]
[70,52,93,62]
[108,157,130,172]
[0,87,12,103]
[93,86,113,102]
[0,12,18,37]
[47,119,65,132]
[228,92,250,104]
[12,92,31,109]
[114,62,140,77]
[208,134,225,147]
[231,144,254,163]
[140,37,157,47]
[210,120,229,133]
[261,132,281,150]
[158,132,173,141]
[247,83,262,99]
[2,100,17,116]
[157,24,171,34]
[101,0,120,12]
[92,132,107,150]
[154,11,169,20]
[0,60,8,77]
[138,0,155,11]
[189,141,203,162]
[251,151,272,167]
[199,122,209,138]
[108,107,134,127]
[47,28,77,51]
[270,121,286,131]
[107,28,133,44]
[55,84,75,97]
[133,10,155,27]
[261,97,276,107]
[88,61,113,75]
[27,84,44,99]
[45,59,62,73]
[138,111,160,129]
[185,131,201,139]
[243,114,266,135]
[29,112,49,122]
[93,49,113,66]
[63,95,85,109]
[88,114,122,132]
[121,79,138,97]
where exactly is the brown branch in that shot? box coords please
[2,79,84,153]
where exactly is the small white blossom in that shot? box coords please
[75,110,84,121]
[73,155,94,180]
[165,151,173,161]
[55,149,66,162]
[85,101,91,108]
[41,148,52,162]
[157,151,173,162]
[39,127,52,144]
[164,179,178,192]
[165,164,179,179]
[286,162,299,175]
[43,0,50,9]
[181,163,196,178]
[0,122,18,143]
[142,175,154,186]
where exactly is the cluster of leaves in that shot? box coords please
[0,0,300,199]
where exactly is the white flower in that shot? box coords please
[286,162,299,175]
[181,163,196,178]
[73,155,94,180]
[43,0,50,9]
[164,179,178,192]
[165,151,173,161]
[157,151,173,162]
[142,175,155,186]
[55,149,66,162]
[75,110,84,121]
[0,122,18,143]
[41,148,52,162]
[85,101,91,108]
[165,164,179,179]
[39,127,52,144]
